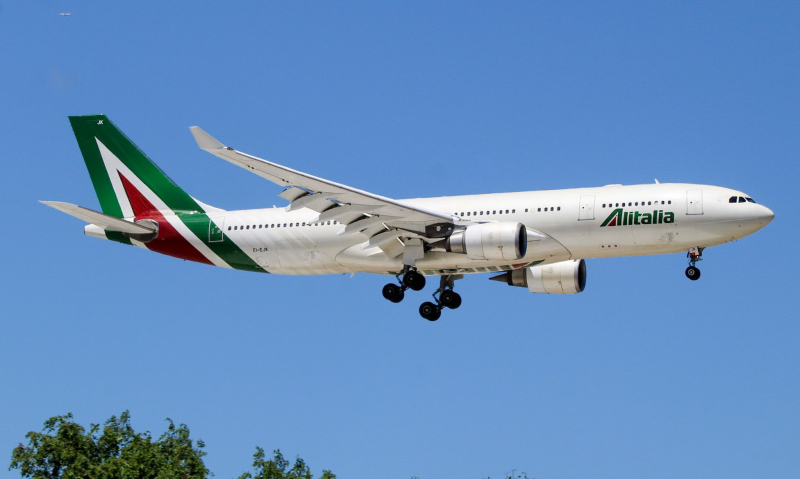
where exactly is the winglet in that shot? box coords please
[189,126,225,150]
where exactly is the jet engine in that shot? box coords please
[444,222,527,260]
[491,259,586,294]
[123,219,159,243]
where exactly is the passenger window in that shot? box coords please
[505,210,509,214]
[615,203,619,207]
[635,202,638,206]
[668,201,671,204]
[512,209,515,213]
[538,208,541,212]
[557,207,561,211]
[602,204,606,208]
[467,212,471,216]
[228,226,231,231]
[246,225,250,230]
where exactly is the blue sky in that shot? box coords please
[1,2,799,478]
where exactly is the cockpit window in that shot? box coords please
[729,196,737,203]
[746,197,756,203]
[739,196,747,203]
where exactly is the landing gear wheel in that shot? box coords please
[403,270,426,291]
[440,290,462,309]
[419,302,441,321]
[685,266,701,281]
[382,283,405,303]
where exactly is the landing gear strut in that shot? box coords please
[685,247,703,281]
[419,275,463,321]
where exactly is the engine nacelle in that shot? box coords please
[495,259,587,294]
[123,219,159,243]
[445,222,527,261]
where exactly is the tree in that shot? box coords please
[9,412,209,479]
[10,413,336,479]
[236,447,336,479]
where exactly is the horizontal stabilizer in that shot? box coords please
[40,201,156,234]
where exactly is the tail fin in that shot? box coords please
[69,115,202,218]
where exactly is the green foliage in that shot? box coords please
[236,447,335,479]
[9,412,209,479]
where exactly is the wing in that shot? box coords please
[190,127,457,257]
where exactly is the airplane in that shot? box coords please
[43,115,774,320]
[59,13,72,16]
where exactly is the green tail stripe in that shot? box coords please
[69,114,201,216]
[180,215,267,273]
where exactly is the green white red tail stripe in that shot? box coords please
[69,115,266,273]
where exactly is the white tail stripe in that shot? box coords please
[96,139,135,219]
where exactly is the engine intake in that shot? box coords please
[492,259,587,294]
[445,222,527,261]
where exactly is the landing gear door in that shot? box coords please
[208,216,225,242]
[578,195,595,220]
[687,189,703,215]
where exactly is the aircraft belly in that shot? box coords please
[276,235,346,275]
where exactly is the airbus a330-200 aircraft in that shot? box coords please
[44,115,774,320]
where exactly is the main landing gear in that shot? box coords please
[381,267,425,303]
[419,275,462,321]
[382,269,462,321]
[685,246,704,281]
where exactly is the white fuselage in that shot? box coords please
[214,183,773,276]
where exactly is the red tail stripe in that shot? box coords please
[118,172,212,265]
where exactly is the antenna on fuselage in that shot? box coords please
[654,179,660,184]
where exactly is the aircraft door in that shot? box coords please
[208,216,225,242]
[687,189,704,215]
[578,195,595,220]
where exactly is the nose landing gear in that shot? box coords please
[685,247,704,281]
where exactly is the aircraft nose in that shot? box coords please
[759,205,774,225]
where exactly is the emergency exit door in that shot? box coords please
[578,195,595,220]
[686,189,703,215]
[208,216,225,242]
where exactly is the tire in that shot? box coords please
[419,301,440,321]
[440,290,462,309]
[382,283,404,303]
[685,266,701,281]
[403,271,426,291]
